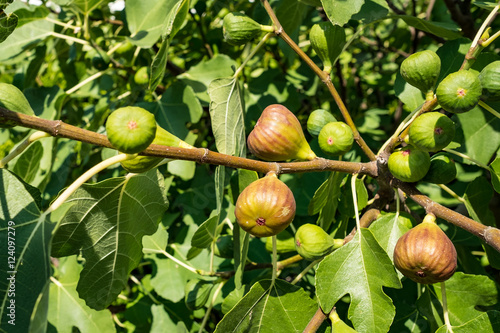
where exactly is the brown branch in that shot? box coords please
[0,107,378,178]
[260,0,377,162]
[303,308,328,333]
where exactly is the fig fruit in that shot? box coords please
[408,112,455,152]
[422,153,457,184]
[436,70,482,113]
[106,106,157,154]
[294,223,338,260]
[479,61,500,101]
[400,50,441,94]
[234,172,296,237]
[0,83,35,128]
[265,229,296,254]
[393,216,457,284]
[223,13,262,45]
[120,125,194,173]
[388,147,430,183]
[318,121,354,156]
[309,22,346,72]
[247,104,317,161]
[134,66,149,85]
[214,235,234,258]
[306,109,336,137]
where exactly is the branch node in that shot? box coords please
[54,120,62,136]
[200,148,210,163]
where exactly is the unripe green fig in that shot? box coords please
[408,112,455,152]
[247,104,317,161]
[0,83,35,128]
[393,215,457,284]
[330,310,357,333]
[436,70,482,113]
[106,106,157,154]
[214,235,234,258]
[400,50,441,94]
[388,147,430,183]
[234,172,296,238]
[479,61,500,101]
[120,125,194,173]
[309,22,346,72]
[294,224,337,261]
[184,279,214,311]
[223,13,262,46]
[265,229,296,254]
[422,153,457,184]
[307,109,336,137]
[134,66,149,85]
[318,121,354,156]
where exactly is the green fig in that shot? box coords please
[388,147,430,183]
[422,153,457,184]
[265,229,296,254]
[307,109,336,137]
[393,215,457,284]
[294,223,337,261]
[0,83,35,128]
[408,112,455,152]
[330,310,357,333]
[134,66,149,85]
[318,121,354,156]
[235,172,296,237]
[247,104,317,161]
[223,13,263,46]
[479,61,500,101]
[309,22,346,72]
[106,106,157,154]
[400,50,441,95]
[120,125,194,173]
[436,70,482,113]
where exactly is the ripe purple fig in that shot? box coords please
[393,216,457,284]
[234,172,296,237]
[247,104,317,161]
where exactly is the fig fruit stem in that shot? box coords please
[260,0,377,161]
[271,235,278,284]
[0,131,51,168]
[478,100,500,119]
[441,282,454,332]
[66,70,106,95]
[233,32,273,79]
[291,259,321,285]
[351,174,361,231]
[443,148,491,171]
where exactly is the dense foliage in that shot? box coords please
[1,0,500,332]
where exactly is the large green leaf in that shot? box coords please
[433,272,498,324]
[214,279,318,332]
[208,77,246,157]
[308,172,344,231]
[455,107,500,165]
[11,140,43,184]
[0,169,53,332]
[13,6,49,27]
[0,17,53,61]
[463,177,496,226]
[490,156,500,193]
[48,256,115,332]
[51,170,169,310]
[321,0,364,26]
[396,15,462,40]
[369,212,413,263]
[190,215,218,249]
[126,0,184,48]
[70,0,108,14]
[316,228,402,333]
[435,311,500,333]
[0,11,17,43]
